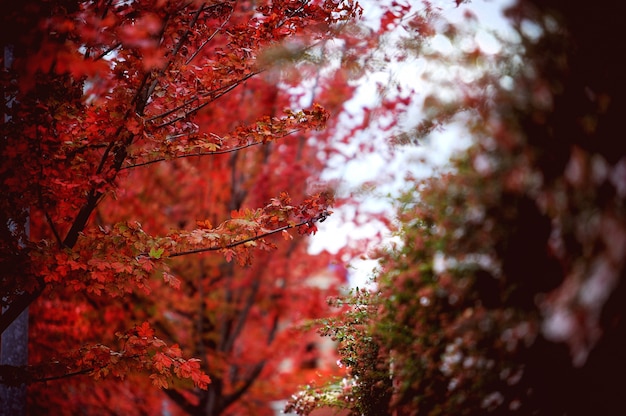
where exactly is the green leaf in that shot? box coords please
[149,247,164,259]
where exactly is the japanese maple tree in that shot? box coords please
[0,0,365,413]
[28,77,348,414]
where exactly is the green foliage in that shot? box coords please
[289,1,626,415]
[287,288,392,416]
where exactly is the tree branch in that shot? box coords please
[31,368,93,383]
[0,286,42,335]
[5,91,148,332]
[223,361,266,409]
[163,387,198,414]
[94,43,121,61]
[120,141,259,170]
[2,363,96,386]
[37,154,63,248]
[122,127,301,170]
[223,272,261,354]
[222,246,290,407]
[145,71,260,125]
[163,216,324,259]
[185,5,234,65]
[42,208,63,248]
[155,75,259,129]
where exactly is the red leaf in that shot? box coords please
[136,322,155,338]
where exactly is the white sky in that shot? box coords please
[308,0,517,287]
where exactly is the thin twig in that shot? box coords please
[185,6,234,65]
[94,43,122,61]
[32,368,94,383]
[145,71,260,124]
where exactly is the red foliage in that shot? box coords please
[0,0,366,414]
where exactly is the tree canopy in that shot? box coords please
[0,0,369,414]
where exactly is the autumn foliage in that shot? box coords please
[0,0,368,414]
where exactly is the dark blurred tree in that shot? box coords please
[288,0,626,414]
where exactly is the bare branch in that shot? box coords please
[163,388,197,414]
[223,361,265,409]
[32,368,93,383]
[223,274,261,353]
[94,43,122,61]
[43,208,63,248]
